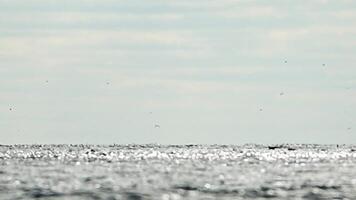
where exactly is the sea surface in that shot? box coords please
[1,144,356,200]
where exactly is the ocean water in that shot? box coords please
[1,144,356,200]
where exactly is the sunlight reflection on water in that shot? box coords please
[1,144,356,199]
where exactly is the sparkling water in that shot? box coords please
[1,144,356,199]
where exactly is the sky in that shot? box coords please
[0,0,355,144]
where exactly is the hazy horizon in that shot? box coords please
[1,0,355,144]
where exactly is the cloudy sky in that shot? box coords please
[1,0,355,144]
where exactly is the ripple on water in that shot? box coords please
[0,144,356,199]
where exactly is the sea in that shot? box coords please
[1,144,356,200]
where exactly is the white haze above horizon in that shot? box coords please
[0,0,355,144]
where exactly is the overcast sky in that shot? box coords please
[1,0,355,144]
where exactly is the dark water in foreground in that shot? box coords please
[1,144,356,200]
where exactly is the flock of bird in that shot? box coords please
[7,61,352,132]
